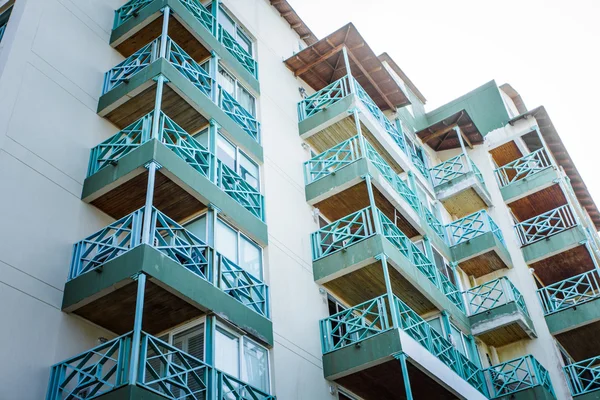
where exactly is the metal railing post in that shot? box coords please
[364,175,382,234]
[395,352,414,400]
[455,126,472,173]
[379,254,399,328]
[128,273,146,385]
[151,75,165,140]
[159,6,170,59]
[342,46,355,93]
[141,162,159,245]
[209,51,219,104]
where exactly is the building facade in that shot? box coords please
[0,0,598,399]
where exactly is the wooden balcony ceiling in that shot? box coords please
[336,359,456,400]
[284,23,409,111]
[512,106,600,229]
[507,183,566,222]
[415,110,483,151]
[269,0,318,45]
[532,244,594,285]
[556,320,600,362]
[489,140,523,168]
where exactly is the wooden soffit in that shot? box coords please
[511,106,600,229]
[269,0,318,45]
[415,110,484,151]
[284,23,410,111]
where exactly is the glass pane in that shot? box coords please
[219,7,236,37]
[216,327,239,378]
[450,324,467,356]
[239,236,262,279]
[217,135,237,171]
[218,66,236,97]
[428,317,443,336]
[236,28,252,56]
[193,127,210,148]
[237,85,256,116]
[185,215,207,242]
[172,325,205,398]
[239,153,259,190]
[242,339,269,392]
[216,219,238,263]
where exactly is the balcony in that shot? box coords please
[465,278,535,347]
[83,111,266,245]
[98,35,262,161]
[46,331,274,399]
[297,74,430,184]
[311,206,469,331]
[62,206,272,345]
[539,270,600,362]
[484,355,556,399]
[564,355,600,398]
[430,154,492,218]
[447,210,512,277]
[319,295,487,400]
[304,135,450,253]
[494,148,558,203]
[515,204,593,285]
[111,0,259,90]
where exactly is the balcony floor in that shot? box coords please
[469,303,536,347]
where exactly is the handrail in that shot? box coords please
[465,277,529,317]
[494,148,553,188]
[446,210,505,246]
[515,204,577,246]
[68,206,269,317]
[485,355,555,398]
[537,269,600,315]
[564,355,600,396]
[46,331,275,399]
[430,154,485,189]
[297,76,351,121]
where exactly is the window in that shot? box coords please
[216,219,262,279]
[432,247,457,286]
[218,65,256,116]
[426,316,480,366]
[207,4,254,57]
[217,135,259,190]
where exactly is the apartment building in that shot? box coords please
[0,0,598,399]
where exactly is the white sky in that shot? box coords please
[288,0,600,204]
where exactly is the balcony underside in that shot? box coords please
[500,167,559,204]
[324,330,486,400]
[508,183,566,222]
[525,231,593,285]
[110,0,259,93]
[98,58,263,162]
[451,232,512,278]
[82,139,267,246]
[313,235,470,332]
[546,296,600,362]
[490,140,523,168]
[469,303,536,347]
[494,386,556,400]
[435,175,492,219]
[307,163,421,239]
[63,244,273,346]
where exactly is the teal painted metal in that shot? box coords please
[297,76,351,120]
[515,204,577,246]
[395,353,414,400]
[564,355,600,396]
[113,0,257,79]
[465,277,529,317]
[303,135,362,183]
[430,154,485,189]
[102,36,260,143]
[69,206,269,318]
[87,112,264,220]
[0,22,6,43]
[319,295,389,353]
[494,148,553,188]
[537,269,600,315]
[485,355,555,398]
[46,331,274,399]
[447,210,504,246]
[129,273,146,386]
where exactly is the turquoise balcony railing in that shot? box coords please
[564,355,600,396]
[0,21,6,43]
[297,74,430,181]
[537,269,600,315]
[430,154,485,190]
[485,355,555,398]
[494,148,553,188]
[88,112,264,221]
[304,135,446,244]
[102,36,260,143]
[311,206,463,311]
[46,331,274,399]
[515,204,577,246]
[319,295,487,395]
[447,210,505,247]
[69,206,269,318]
[113,0,258,79]
[465,277,529,317]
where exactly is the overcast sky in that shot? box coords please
[288,0,600,204]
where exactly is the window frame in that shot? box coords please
[216,217,263,280]
[207,2,255,58]
[218,63,257,116]
[217,133,260,190]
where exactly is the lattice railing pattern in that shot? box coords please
[495,148,553,188]
[218,25,258,79]
[113,0,154,28]
[219,255,269,318]
[303,135,362,184]
[465,277,529,317]
[217,161,264,220]
[178,0,215,34]
[537,269,600,315]
[297,76,351,121]
[447,210,505,246]
[564,355,600,396]
[320,295,389,353]
[220,88,260,142]
[166,38,212,96]
[103,39,156,93]
[218,371,275,400]
[485,355,555,398]
[430,154,470,187]
[515,204,577,246]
